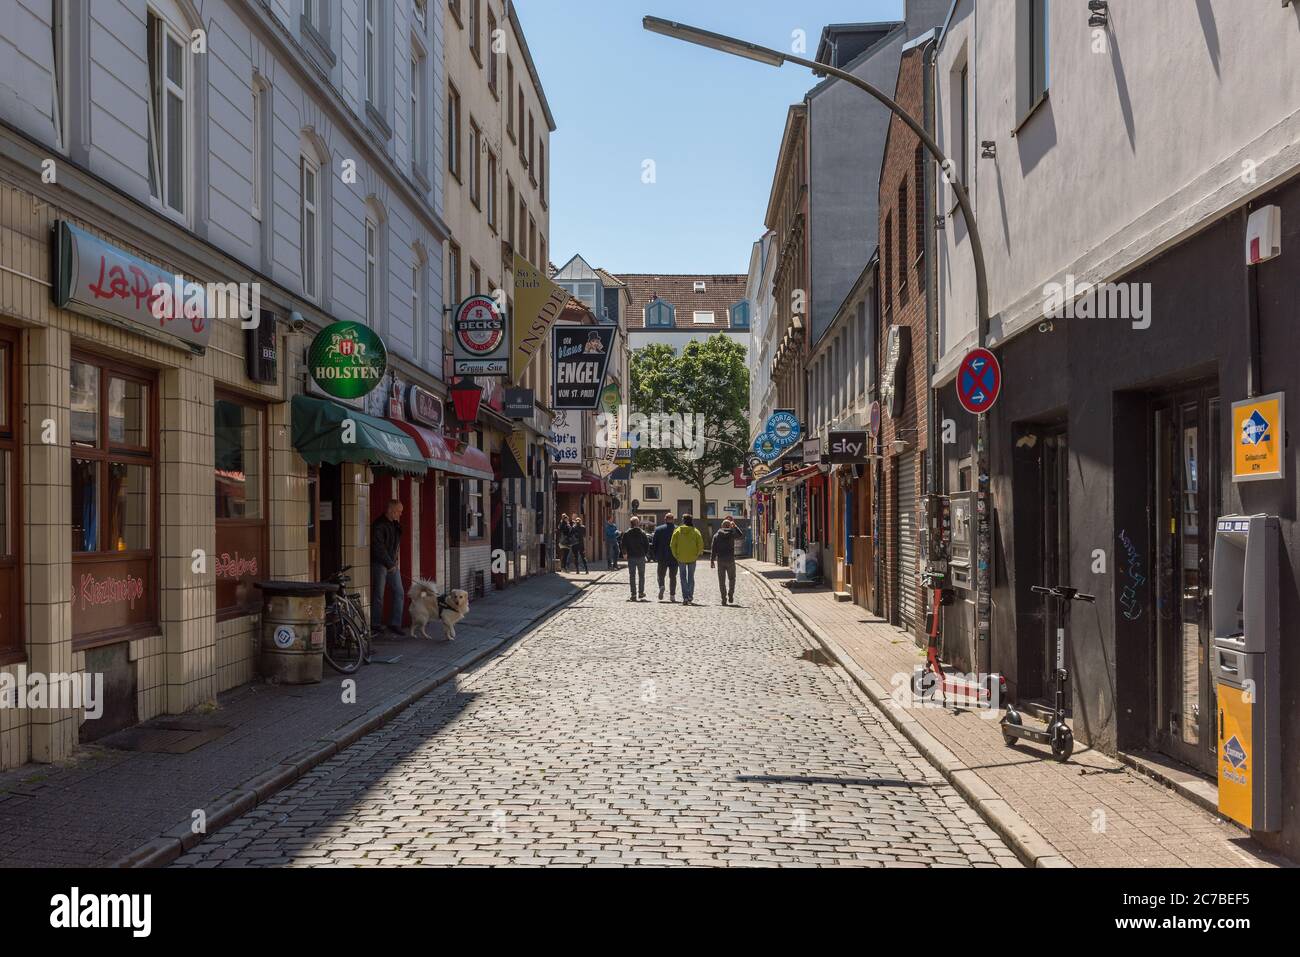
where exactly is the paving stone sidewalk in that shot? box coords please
[743,561,1287,869]
[0,571,597,868]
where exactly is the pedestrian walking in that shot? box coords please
[620,516,651,601]
[711,517,743,605]
[369,499,405,636]
[570,515,590,573]
[670,514,705,605]
[651,513,678,602]
[604,517,620,570]
[557,514,572,571]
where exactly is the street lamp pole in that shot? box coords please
[644,16,997,672]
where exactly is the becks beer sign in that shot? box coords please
[552,325,615,410]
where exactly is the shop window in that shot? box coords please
[69,354,157,644]
[215,395,267,617]
[0,334,18,660]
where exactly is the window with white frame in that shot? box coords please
[410,48,424,171]
[642,485,661,502]
[1019,0,1050,120]
[693,311,715,325]
[486,149,497,231]
[299,152,320,299]
[365,217,379,327]
[410,248,423,361]
[364,0,378,106]
[146,8,188,217]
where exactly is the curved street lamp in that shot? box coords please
[644,15,997,669]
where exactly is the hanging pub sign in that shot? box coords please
[454,294,509,375]
[53,220,214,353]
[503,387,535,419]
[245,311,278,384]
[825,430,870,464]
[552,324,615,410]
[307,320,387,399]
[882,325,910,418]
[407,383,444,430]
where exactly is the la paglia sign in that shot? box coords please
[307,321,387,399]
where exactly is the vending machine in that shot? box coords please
[1210,513,1280,832]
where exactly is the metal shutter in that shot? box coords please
[897,455,919,628]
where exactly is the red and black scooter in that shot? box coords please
[912,568,1005,708]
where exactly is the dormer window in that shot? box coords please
[729,301,751,330]
[644,298,675,328]
[693,281,706,293]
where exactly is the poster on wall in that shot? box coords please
[552,325,615,410]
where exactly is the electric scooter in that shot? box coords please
[1000,584,1095,761]
[913,569,1006,708]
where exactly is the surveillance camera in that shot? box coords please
[1038,319,1055,334]
[287,311,307,333]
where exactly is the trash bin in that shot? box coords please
[253,580,338,684]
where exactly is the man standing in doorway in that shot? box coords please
[370,498,405,636]
[651,513,678,602]
[711,517,743,605]
[670,514,705,606]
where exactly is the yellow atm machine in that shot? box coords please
[1211,513,1280,831]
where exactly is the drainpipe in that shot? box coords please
[921,32,939,498]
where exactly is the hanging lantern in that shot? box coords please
[449,378,483,425]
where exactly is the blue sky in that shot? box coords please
[514,0,907,276]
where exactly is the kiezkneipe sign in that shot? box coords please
[552,325,615,410]
[454,295,509,375]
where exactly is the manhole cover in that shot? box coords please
[101,721,232,754]
[798,648,833,666]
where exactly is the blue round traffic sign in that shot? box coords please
[957,347,1001,415]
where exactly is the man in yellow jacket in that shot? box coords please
[669,514,705,605]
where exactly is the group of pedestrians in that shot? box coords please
[616,512,744,606]
[556,514,590,573]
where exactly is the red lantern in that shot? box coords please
[449,378,483,425]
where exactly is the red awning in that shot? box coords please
[390,419,453,469]
[444,444,493,482]
[777,464,821,483]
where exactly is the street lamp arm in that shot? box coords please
[642,16,989,341]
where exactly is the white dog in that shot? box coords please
[407,578,470,641]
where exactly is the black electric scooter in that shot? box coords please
[1000,584,1095,762]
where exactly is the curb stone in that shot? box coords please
[112,576,599,868]
[745,565,1071,869]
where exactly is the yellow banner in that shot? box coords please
[511,253,569,382]
[504,427,528,479]
[1232,392,1284,482]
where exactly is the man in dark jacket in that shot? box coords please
[650,513,678,602]
[710,517,744,605]
[370,499,405,635]
[619,517,651,601]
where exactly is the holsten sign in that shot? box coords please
[825,430,870,464]
[307,321,387,399]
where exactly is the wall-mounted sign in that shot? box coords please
[882,325,911,418]
[245,312,278,384]
[53,220,214,353]
[503,387,535,419]
[1232,392,1285,482]
[801,437,822,460]
[307,321,387,399]
[825,430,870,463]
[407,384,444,429]
[753,433,781,463]
[767,410,801,449]
[598,381,622,477]
[548,410,582,464]
[454,294,509,375]
[552,325,615,410]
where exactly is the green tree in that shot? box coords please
[629,335,749,525]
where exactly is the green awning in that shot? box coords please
[291,395,427,476]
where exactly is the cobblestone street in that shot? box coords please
[173,566,1017,867]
